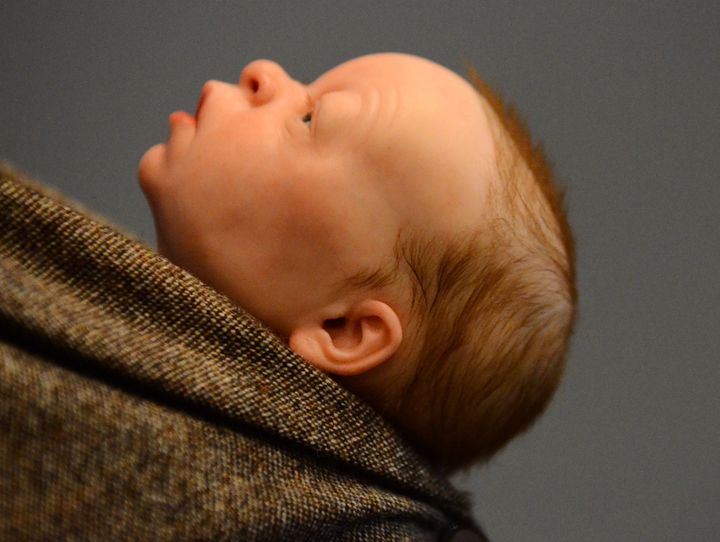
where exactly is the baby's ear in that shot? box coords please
[288,299,403,376]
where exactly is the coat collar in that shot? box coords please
[0,162,476,526]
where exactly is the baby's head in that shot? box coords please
[139,52,577,474]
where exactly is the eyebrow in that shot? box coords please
[308,79,386,152]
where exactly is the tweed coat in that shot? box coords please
[0,162,488,541]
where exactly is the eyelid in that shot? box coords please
[305,92,315,112]
[304,92,318,134]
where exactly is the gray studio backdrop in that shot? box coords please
[2,2,718,541]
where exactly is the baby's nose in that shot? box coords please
[239,59,298,106]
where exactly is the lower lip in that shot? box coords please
[169,111,196,126]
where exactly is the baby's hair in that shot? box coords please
[342,66,578,474]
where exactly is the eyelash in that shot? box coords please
[301,111,313,126]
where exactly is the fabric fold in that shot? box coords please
[0,162,481,540]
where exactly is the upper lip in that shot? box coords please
[195,83,211,121]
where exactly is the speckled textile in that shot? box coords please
[0,163,486,541]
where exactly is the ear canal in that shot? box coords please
[323,317,362,349]
[288,299,403,376]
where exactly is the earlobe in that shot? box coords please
[288,299,403,376]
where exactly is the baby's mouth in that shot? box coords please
[195,85,209,121]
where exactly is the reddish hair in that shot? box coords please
[339,66,578,474]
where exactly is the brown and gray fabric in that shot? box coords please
[0,162,487,541]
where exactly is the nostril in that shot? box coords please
[240,59,288,105]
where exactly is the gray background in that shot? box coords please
[2,1,718,540]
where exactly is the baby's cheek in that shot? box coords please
[277,176,345,236]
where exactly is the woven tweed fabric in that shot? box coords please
[0,162,482,541]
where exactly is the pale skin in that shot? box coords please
[139,52,496,391]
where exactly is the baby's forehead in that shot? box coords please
[315,54,491,142]
[311,53,478,100]
[302,53,499,225]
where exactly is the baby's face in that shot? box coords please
[139,52,495,336]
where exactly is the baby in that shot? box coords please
[138,52,577,474]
